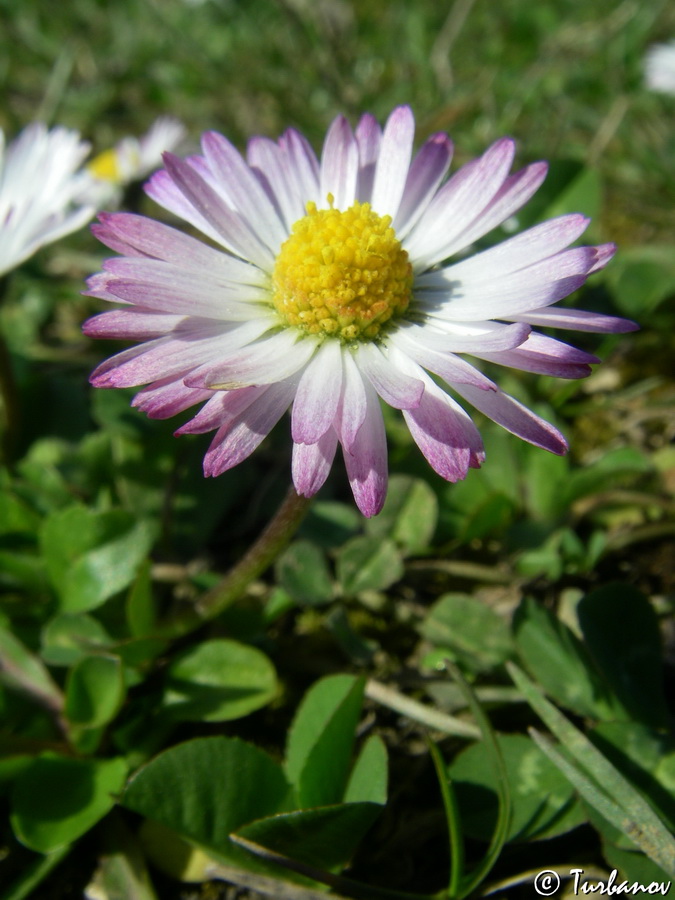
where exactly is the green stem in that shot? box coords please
[167,486,313,635]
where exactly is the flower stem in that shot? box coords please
[167,486,313,635]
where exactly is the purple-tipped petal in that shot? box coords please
[475,332,600,378]
[203,378,297,477]
[94,212,263,284]
[454,383,568,455]
[355,342,425,409]
[406,137,516,267]
[247,136,305,230]
[293,428,338,497]
[201,131,287,251]
[320,115,358,210]
[403,377,484,481]
[162,152,274,269]
[371,105,415,220]
[132,376,213,420]
[280,128,321,206]
[343,379,388,517]
[291,340,343,444]
[335,350,368,451]
[507,306,639,333]
[354,113,382,202]
[83,309,184,339]
[394,132,453,238]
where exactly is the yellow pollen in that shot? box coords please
[272,199,413,341]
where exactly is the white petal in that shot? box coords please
[291,340,343,443]
[354,113,382,202]
[355,342,425,409]
[187,330,318,390]
[162,153,274,269]
[247,136,305,231]
[335,349,367,451]
[320,115,358,210]
[201,131,287,252]
[371,106,415,220]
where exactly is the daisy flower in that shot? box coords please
[83,117,186,205]
[84,107,635,517]
[644,41,675,96]
[0,123,95,277]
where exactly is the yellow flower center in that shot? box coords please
[272,199,413,341]
[87,149,122,182]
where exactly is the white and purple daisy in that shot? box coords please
[0,123,95,277]
[84,107,635,517]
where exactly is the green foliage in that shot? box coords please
[162,639,278,723]
[1,0,673,895]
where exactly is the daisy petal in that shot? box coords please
[343,378,388,517]
[201,131,287,251]
[507,306,639,333]
[454,383,568,455]
[475,332,599,378]
[354,113,382,201]
[204,379,297,477]
[335,349,368,451]
[132,376,214,419]
[320,115,358,210]
[371,106,415,220]
[162,152,274,268]
[293,428,339,497]
[356,342,425,409]
[403,377,484,481]
[394,132,453,238]
[247,136,305,230]
[291,340,343,444]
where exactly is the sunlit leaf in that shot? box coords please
[162,639,277,722]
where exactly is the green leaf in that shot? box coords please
[605,245,675,318]
[41,613,112,666]
[449,733,585,842]
[0,625,63,711]
[335,536,403,595]
[344,735,388,805]
[11,755,128,852]
[64,654,126,728]
[285,674,365,808]
[365,475,438,554]
[40,505,156,613]
[419,593,514,673]
[122,737,292,873]
[516,160,602,227]
[234,803,383,871]
[162,639,277,722]
[298,501,361,549]
[577,584,669,729]
[513,596,620,719]
[276,541,333,606]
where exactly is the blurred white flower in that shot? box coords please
[644,41,675,95]
[83,117,186,205]
[0,123,95,277]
